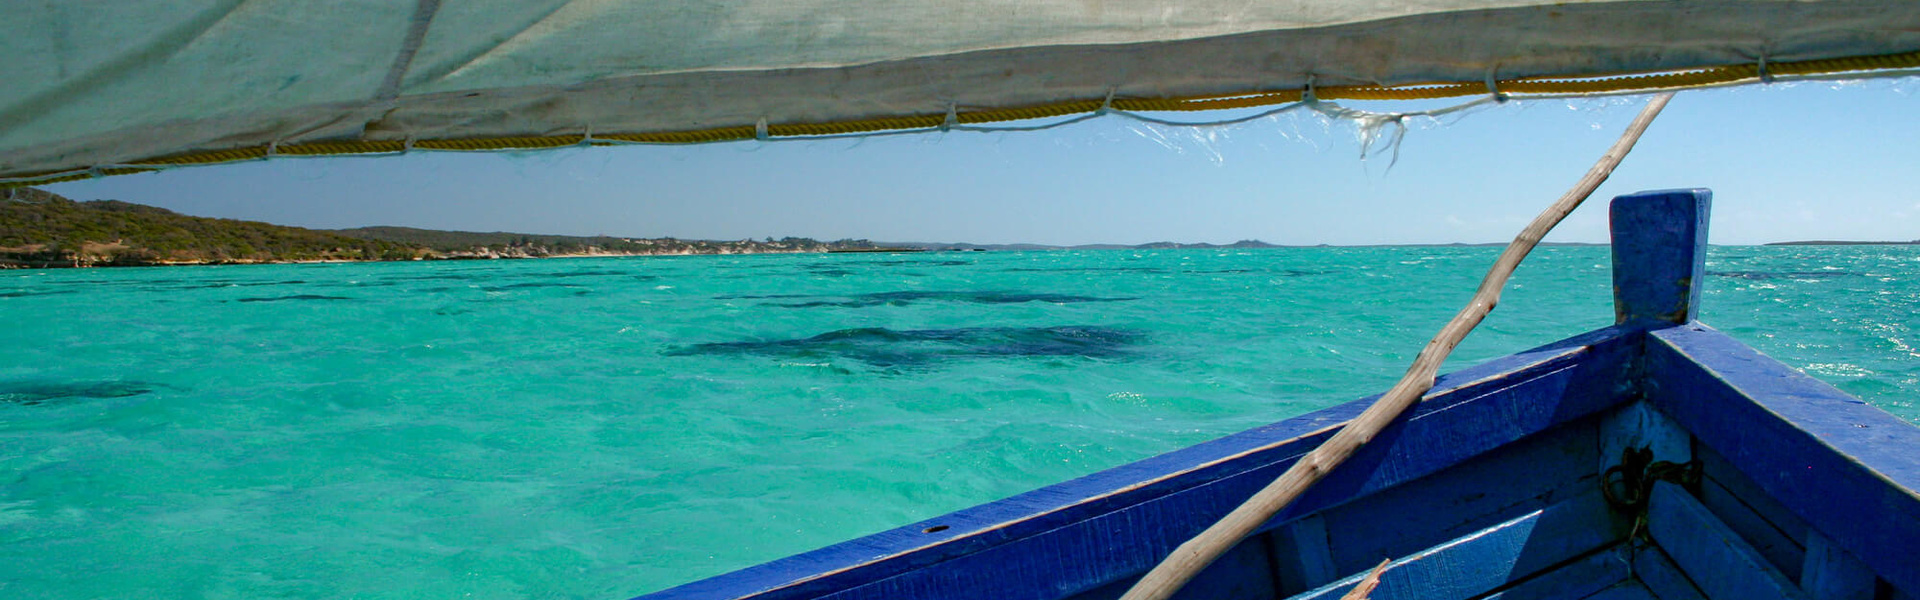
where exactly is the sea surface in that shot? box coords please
[2,246,1915,599]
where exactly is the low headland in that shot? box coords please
[0,188,909,268]
[0,188,1287,269]
[1764,240,1920,246]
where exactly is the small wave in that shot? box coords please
[1712,270,1852,281]
[234,294,352,303]
[183,280,308,290]
[479,282,582,291]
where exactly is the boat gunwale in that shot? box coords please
[1645,323,1920,596]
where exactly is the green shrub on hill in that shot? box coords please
[2,189,416,265]
[1,188,882,268]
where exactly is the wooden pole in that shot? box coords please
[1118,92,1676,600]
[1337,559,1391,600]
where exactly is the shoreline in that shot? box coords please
[7,241,1904,271]
[0,248,839,270]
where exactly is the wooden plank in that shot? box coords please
[1481,544,1632,600]
[1271,515,1338,592]
[1610,189,1710,326]
[1646,482,1807,600]
[1692,445,1812,544]
[1275,332,1638,523]
[1061,536,1279,600]
[1645,325,1920,597]
[1582,581,1661,600]
[642,326,1640,600]
[1318,419,1608,577]
[1694,472,1805,581]
[1631,546,1707,600]
[1285,492,1624,600]
[1798,532,1874,600]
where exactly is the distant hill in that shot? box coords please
[1765,240,1920,246]
[0,188,883,268]
[1,188,418,267]
[334,226,630,251]
[8,187,1510,269]
[331,226,857,257]
[889,239,1283,251]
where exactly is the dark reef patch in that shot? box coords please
[235,294,352,302]
[1,381,157,406]
[0,289,77,298]
[1004,267,1167,274]
[859,260,973,267]
[667,325,1143,367]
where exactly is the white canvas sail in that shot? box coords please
[4,0,1918,184]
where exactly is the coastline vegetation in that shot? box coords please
[0,188,877,268]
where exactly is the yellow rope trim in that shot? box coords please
[279,141,408,156]
[129,147,268,166]
[4,47,1917,189]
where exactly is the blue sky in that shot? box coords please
[44,79,1919,246]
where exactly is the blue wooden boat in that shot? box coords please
[636,189,1920,600]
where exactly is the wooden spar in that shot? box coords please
[1336,559,1391,600]
[1117,92,1677,600]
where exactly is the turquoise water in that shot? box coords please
[1,246,1914,599]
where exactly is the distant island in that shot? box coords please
[1765,240,1920,246]
[0,188,891,268]
[0,188,1314,269]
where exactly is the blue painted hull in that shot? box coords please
[637,191,1920,600]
